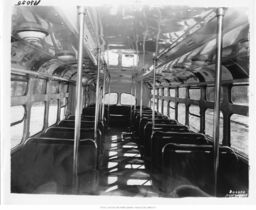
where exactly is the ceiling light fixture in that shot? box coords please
[56,50,76,62]
[14,22,49,43]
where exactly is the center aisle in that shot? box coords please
[97,127,161,197]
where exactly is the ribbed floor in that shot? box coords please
[97,127,161,197]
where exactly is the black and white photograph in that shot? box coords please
[1,0,256,207]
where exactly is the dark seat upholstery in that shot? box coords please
[108,105,132,127]
[58,120,94,128]
[143,124,189,157]
[151,132,210,168]
[11,138,98,194]
[41,127,95,139]
[67,115,95,121]
[161,144,248,196]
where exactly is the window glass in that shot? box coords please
[205,109,223,141]
[60,97,67,107]
[60,107,66,121]
[103,93,118,105]
[33,79,47,94]
[11,123,24,149]
[189,88,201,100]
[158,100,162,113]
[11,106,25,124]
[163,101,168,115]
[48,99,58,126]
[169,89,175,97]
[230,114,248,156]
[105,51,119,66]
[11,106,25,148]
[231,86,248,106]
[48,80,59,94]
[164,88,169,96]
[169,101,175,119]
[206,87,223,102]
[179,88,186,98]
[150,98,157,110]
[11,80,28,96]
[121,54,138,67]
[159,89,162,96]
[178,103,186,124]
[30,102,45,136]
[189,105,200,132]
[121,93,135,105]
[59,83,68,93]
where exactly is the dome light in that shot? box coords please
[56,51,76,62]
[15,22,48,43]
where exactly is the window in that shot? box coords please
[189,105,200,132]
[230,114,248,156]
[33,79,47,94]
[164,88,169,96]
[30,102,45,136]
[48,99,58,126]
[205,109,223,141]
[178,103,186,124]
[170,89,175,97]
[189,88,201,100]
[150,98,157,110]
[158,100,162,113]
[121,54,138,67]
[231,86,248,106]
[103,93,118,105]
[159,89,163,96]
[163,101,168,115]
[179,88,186,98]
[11,106,25,148]
[206,87,223,102]
[60,97,67,120]
[105,50,119,66]
[121,93,135,105]
[60,107,66,121]
[169,101,175,119]
[11,77,28,97]
[48,80,59,94]
[59,83,68,93]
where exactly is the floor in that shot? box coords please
[97,127,161,197]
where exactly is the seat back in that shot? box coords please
[162,143,248,196]
[11,138,98,194]
[58,120,94,128]
[151,132,209,167]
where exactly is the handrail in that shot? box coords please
[154,79,249,89]
[12,67,71,82]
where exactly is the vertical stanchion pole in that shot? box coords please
[94,48,101,140]
[139,79,143,118]
[213,8,224,196]
[73,6,85,193]
[101,70,106,121]
[152,9,161,130]
[108,80,110,123]
[130,70,134,128]
[152,56,157,129]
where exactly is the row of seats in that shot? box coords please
[133,106,248,197]
[11,104,106,194]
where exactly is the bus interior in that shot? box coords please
[9,4,249,198]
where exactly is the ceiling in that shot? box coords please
[11,5,249,91]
